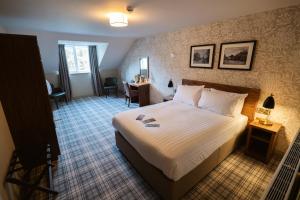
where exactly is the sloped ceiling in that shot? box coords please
[1,0,299,71]
[0,0,299,37]
[4,28,135,71]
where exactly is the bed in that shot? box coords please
[113,79,260,200]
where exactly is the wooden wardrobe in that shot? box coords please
[0,33,60,165]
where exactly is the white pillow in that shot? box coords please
[198,89,248,117]
[210,89,248,116]
[173,85,204,106]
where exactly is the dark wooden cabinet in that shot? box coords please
[0,33,60,165]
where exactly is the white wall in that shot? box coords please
[69,73,94,98]
[5,28,135,97]
[0,26,6,33]
[0,103,16,200]
[45,68,120,98]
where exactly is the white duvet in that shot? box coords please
[112,101,248,181]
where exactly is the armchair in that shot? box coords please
[103,77,118,98]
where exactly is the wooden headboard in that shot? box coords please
[182,79,260,122]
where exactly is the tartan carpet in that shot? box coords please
[37,96,281,200]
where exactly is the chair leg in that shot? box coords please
[128,98,131,107]
[105,89,108,98]
[54,98,59,109]
[125,97,127,104]
[64,96,68,105]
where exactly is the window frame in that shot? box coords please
[65,44,91,74]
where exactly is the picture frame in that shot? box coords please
[190,44,215,69]
[218,40,256,70]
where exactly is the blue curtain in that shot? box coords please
[89,46,103,96]
[58,44,72,101]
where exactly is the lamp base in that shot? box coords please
[257,117,273,126]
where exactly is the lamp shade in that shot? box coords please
[168,79,173,88]
[263,94,275,109]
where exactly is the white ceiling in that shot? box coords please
[0,0,299,38]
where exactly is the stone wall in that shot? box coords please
[120,5,300,152]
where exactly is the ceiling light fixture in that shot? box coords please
[109,12,128,27]
[108,6,133,28]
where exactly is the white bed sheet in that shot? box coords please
[112,101,248,181]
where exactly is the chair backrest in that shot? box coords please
[45,80,53,95]
[105,77,117,86]
[122,81,130,97]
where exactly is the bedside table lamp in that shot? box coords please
[261,94,275,125]
[168,79,174,95]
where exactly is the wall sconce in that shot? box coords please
[168,79,175,95]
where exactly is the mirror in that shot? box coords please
[140,57,149,80]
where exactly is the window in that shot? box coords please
[65,45,91,74]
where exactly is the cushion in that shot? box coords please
[173,85,204,106]
[210,89,248,116]
[198,89,248,117]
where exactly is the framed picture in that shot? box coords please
[218,40,256,70]
[190,44,215,68]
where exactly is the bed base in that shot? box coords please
[115,131,242,200]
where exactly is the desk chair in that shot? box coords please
[123,81,138,107]
[46,81,67,109]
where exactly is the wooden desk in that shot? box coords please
[128,83,150,107]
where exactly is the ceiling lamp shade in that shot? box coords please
[109,13,128,27]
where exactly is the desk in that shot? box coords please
[128,83,150,107]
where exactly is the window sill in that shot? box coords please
[69,72,91,75]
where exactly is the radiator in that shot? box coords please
[262,129,300,200]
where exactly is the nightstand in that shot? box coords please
[163,95,174,102]
[246,120,282,163]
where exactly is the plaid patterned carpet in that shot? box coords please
[37,96,281,200]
